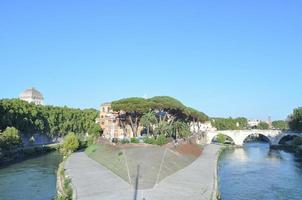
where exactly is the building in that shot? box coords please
[247,119,261,128]
[190,121,217,133]
[99,103,134,139]
[19,87,44,105]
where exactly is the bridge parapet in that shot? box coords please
[206,130,302,146]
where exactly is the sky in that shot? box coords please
[0,0,301,120]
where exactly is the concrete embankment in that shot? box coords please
[65,144,221,200]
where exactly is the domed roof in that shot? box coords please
[19,87,44,100]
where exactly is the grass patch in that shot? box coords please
[85,144,129,182]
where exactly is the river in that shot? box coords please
[0,152,62,200]
[218,142,302,200]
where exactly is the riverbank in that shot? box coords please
[215,144,238,200]
[64,144,221,200]
[0,143,60,167]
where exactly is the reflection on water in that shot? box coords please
[219,142,302,200]
[0,152,62,200]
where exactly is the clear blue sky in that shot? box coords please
[1,1,301,120]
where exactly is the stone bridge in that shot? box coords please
[205,130,302,146]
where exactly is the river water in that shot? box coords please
[219,142,302,200]
[0,152,62,200]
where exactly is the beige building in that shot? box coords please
[190,121,217,133]
[247,119,261,128]
[99,103,134,139]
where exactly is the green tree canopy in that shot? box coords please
[111,97,153,113]
[149,96,186,112]
[272,120,288,130]
[211,117,247,130]
[111,97,154,137]
[111,96,208,137]
[184,107,209,122]
[258,122,269,130]
[88,124,103,137]
[0,99,98,137]
[288,107,302,131]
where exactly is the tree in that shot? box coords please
[111,97,153,137]
[154,121,172,137]
[172,120,190,139]
[258,122,269,130]
[149,96,187,122]
[211,117,248,130]
[288,107,302,131]
[111,96,208,137]
[0,99,98,137]
[272,120,288,130]
[88,124,102,137]
[236,117,248,129]
[87,124,102,145]
[184,107,208,123]
[184,107,208,133]
[0,127,22,150]
[140,112,157,135]
[61,132,79,156]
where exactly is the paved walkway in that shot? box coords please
[65,144,221,200]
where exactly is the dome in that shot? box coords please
[20,87,44,100]
[19,87,44,105]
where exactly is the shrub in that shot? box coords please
[87,135,94,146]
[55,195,72,200]
[143,136,156,144]
[121,138,130,144]
[78,139,88,149]
[61,132,79,156]
[55,162,73,200]
[131,137,139,143]
[112,138,118,144]
[63,178,73,198]
[156,134,168,146]
[0,127,22,150]
[88,124,103,137]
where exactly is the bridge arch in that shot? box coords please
[277,133,302,145]
[207,131,236,145]
[242,132,272,145]
[211,133,235,144]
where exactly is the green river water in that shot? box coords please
[0,152,62,200]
